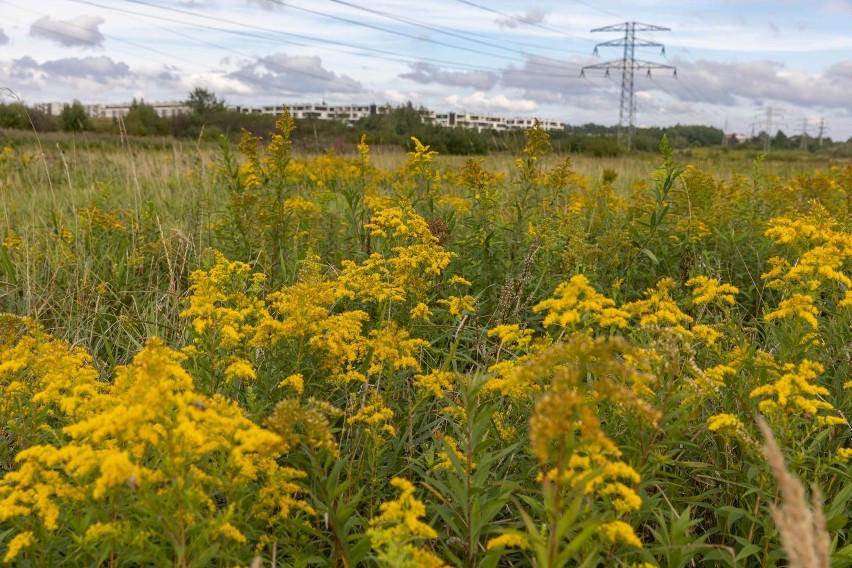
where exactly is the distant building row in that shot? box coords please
[235,103,564,132]
[32,100,565,132]
[33,101,190,119]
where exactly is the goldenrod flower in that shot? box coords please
[2,531,33,563]
[410,302,432,321]
[413,369,456,399]
[707,413,745,433]
[434,435,475,473]
[622,278,693,329]
[597,520,643,548]
[439,294,476,319]
[349,392,397,442]
[750,359,833,418]
[685,275,739,305]
[765,293,820,329]
[277,373,305,395]
[534,274,626,329]
[368,477,445,567]
[485,533,528,550]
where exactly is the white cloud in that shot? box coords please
[179,73,254,96]
[0,28,8,45]
[228,53,364,96]
[495,8,548,29]
[399,63,499,90]
[444,92,537,113]
[30,15,105,47]
[381,89,415,104]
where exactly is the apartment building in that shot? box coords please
[33,101,190,119]
[33,99,566,132]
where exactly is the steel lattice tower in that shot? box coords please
[581,22,676,151]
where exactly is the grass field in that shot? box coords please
[2,118,852,567]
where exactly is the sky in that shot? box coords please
[1,0,851,139]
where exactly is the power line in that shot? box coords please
[581,22,676,150]
[753,106,785,153]
[262,0,548,69]
[317,0,588,58]
[67,0,572,85]
[453,0,580,39]
[114,0,581,78]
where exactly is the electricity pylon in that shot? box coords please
[581,22,676,151]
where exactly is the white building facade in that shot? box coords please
[32,100,565,132]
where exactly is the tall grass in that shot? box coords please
[2,121,852,566]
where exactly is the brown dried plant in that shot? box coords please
[757,417,830,568]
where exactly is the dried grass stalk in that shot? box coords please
[757,417,830,568]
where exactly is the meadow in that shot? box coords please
[1,115,852,567]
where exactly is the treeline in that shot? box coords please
[1,90,848,156]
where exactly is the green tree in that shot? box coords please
[60,100,90,132]
[186,87,225,115]
[0,103,31,130]
[122,99,169,136]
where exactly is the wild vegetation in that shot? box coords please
[4,90,852,157]
[1,113,852,566]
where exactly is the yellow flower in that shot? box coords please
[434,435,475,473]
[764,293,820,329]
[439,295,476,319]
[277,373,305,395]
[365,322,428,377]
[414,369,456,399]
[0,338,312,545]
[691,324,723,346]
[368,477,445,567]
[92,451,140,499]
[224,357,257,382]
[485,533,528,550]
[3,531,33,563]
[707,413,744,433]
[622,278,692,329]
[598,520,643,548]
[685,275,739,305]
[219,522,247,543]
[83,522,120,542]
[410,302,432,321]
[349,392,397,442]
[534,274,620,329]
[750,359,832,418]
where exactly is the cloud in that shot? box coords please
[11,56,130,84]
[381,89,417,104]
[247,0,278,9]
[495,8,547,29]
[0,28,8,45]
[444,91,537,113]
[822,0,852,14]
[501,55,603,103]
[178,73,254,96]
[30,15,105,47]
[228,53,364,95]
[669,57,852,109]
[399,63,499,90]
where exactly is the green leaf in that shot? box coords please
[640,247,659,265]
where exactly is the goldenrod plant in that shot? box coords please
[3,120,852,566]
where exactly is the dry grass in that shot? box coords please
[758,417,830,568]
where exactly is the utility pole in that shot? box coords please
[817,117,828,148]
[754,107,785,154]
[800,118,809,151]
[580,21,676,151]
